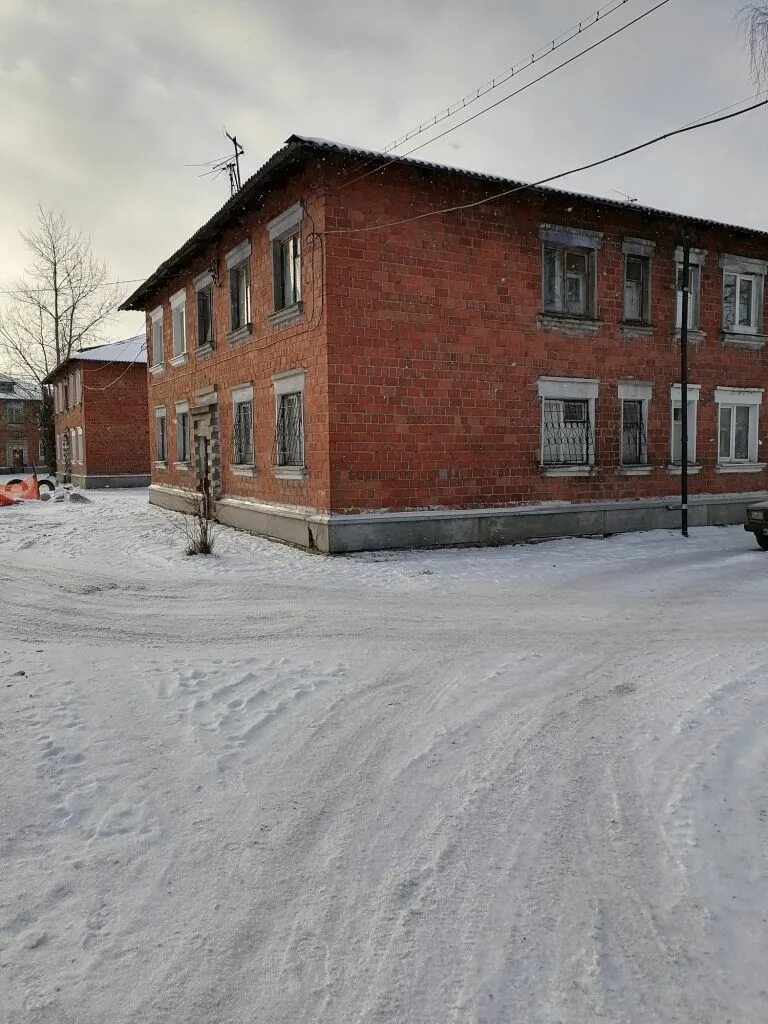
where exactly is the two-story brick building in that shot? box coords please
[44,334,150,488]
[121,135,768,551]
[0,374,44,473]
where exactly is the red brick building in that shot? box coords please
[44,335,149,488]
[122,136,768,551]
[0,374,44,473]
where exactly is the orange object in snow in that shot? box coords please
[1,474,40,500]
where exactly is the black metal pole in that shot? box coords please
[680,244,690,538]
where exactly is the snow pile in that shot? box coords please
[1,492,767,1023]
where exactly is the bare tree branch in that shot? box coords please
[738,3,768,85]
[0,207,119,387]
[0,208,122,470]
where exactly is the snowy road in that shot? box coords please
[1,493,767,1024]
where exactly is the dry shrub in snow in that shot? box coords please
[177,489,216,556]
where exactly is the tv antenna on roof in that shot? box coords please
[190,127,245,197]
[612,188,638,203]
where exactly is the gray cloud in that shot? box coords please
[0,0,762,354]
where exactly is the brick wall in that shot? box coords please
[52,360,149,477]
[144,169,331,509]
[0,398,42,472]
[324,163,768,512]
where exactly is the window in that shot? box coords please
[537,377,598,470]
[175,403,190,464]
[272,369,307,475]
[540,225,601,320]
[77,427,84,465]
[720,255,766,339]
[670,384,701,465]
[150,307,164,367]
[544,249,590,316]
[276,233,301,310]
[155,407,167,463]
[231,385,254,466]
[268,203,305,323]
[7,402,23,425]
[69,428,76,464]
[723,274,757,333]
[75,370,82,405]
[715,387,762,466]
[38,437,46,462]
[276,392,303,466]
[171,290,187,359]
[675,248,706,331]
[63,378,70,410]
[618,383,652,467]
[226,240,251,334]
[195,275,214,349]
[621,239,654,325]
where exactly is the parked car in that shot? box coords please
[744,499,768,550]
[0,472,57,493]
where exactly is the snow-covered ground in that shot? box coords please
[1,492,766,1024]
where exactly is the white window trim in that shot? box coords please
[720,261,764,336]
[194,271,214,292]
[715,387,763,466]
[537,377,598,472]
[272,369,307,478]
[622,237,656,258]
[154,406,167,463]
[170,288,186,310]
[537,376,599,401]
[225,240,251,270]
[231,383,254,404]
[272,368,307,397]
[670,383,701,467]
[618,384,652,469]
[268,202,304,242]
[675,253,705,332]
[150,306,164,368]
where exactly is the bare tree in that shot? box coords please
[0,207,122,467]
[739,3,768,84]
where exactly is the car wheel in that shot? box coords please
[37,479,55,492]
[757,532,768,551]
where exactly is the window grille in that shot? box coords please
[542,398,593,465]
[275,392,304,466]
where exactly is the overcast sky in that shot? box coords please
[0,0,764,353]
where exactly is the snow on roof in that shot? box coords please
[0,374,40,402]
[75,333,147,364]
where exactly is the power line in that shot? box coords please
[332,0,672,195]
[323,97,768,236]
[382,0,634,155]
[0,278,147,297]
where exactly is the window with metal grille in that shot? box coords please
[274,233,301,310]
[624,255,650,323]
[232,400,254,465]
[229,262,250,331]
[543,247,593,317]
[197,285,214,347]
[275,392,304,467]
[541,399,593,465]
[621,399,648,465]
